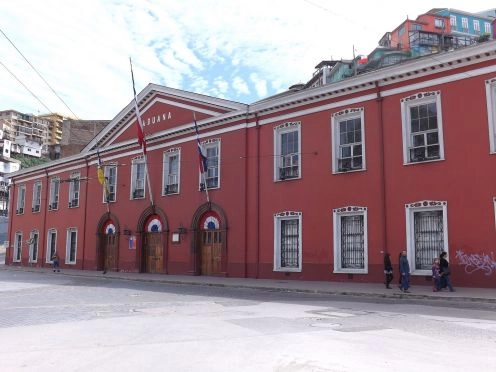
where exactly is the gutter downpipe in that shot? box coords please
[255,113,261,278]
[41,169,49,266]
[7,181,15,264]
[81,157,90,270]
[243,109,249,277]
[375,81,388,254]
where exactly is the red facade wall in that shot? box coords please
[7,44,496,288]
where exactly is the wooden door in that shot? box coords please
[144,232,163,273]
[99,234,117,272]
[201,230,222,275]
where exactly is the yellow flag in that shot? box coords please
[97,166,105,185]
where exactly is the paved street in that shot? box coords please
[0,270,496,372]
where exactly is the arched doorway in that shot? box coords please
[96,214,120,272]
[141,214,166,273]
[191,203,228,276]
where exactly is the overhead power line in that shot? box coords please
[0,27,80,119]
[0,59,54,114]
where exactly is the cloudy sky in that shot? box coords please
[1,1,495,119]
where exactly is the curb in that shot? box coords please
[2,265,495,305]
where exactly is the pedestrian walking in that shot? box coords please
[439,251,455,292]
[383,253,393,289]
[399,250,410,293]
[432,258,441,292]
[51,251,60,272]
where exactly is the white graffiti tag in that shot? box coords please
[456,249,496,276]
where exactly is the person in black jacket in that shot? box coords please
[439,251,455,292]
[399,250,411,293]
[384,253,393,289]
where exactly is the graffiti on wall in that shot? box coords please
[456,249,496,276]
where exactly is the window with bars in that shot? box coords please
[401,91,444,164]
[104,164,117,202]
[274,212,302,272]
[406,201,448,274]
[131,157,146,199]
[49,178,60,210]
[413,210,444,270]
[16,185,26,214]
[332,109,365,173]
[274,122,301,181]
[68,172,80,208]
[32,181,41,212]
[333,207,368,273]
[46,229,57,263]
[28,230,39,263]
[163,150,180,195]
[14,232,22,262]
[205,142,219,189]
[66,228,77,264]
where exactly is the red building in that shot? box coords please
[6,41,496,288]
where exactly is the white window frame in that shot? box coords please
[131,156,146,200]
[16,184,26,215]
[13,231,22,262]
[46,228,57,263]
[333,206,368,274]
[485,22,491,35]
[473,20,480,33]
[485,78,496,153]
[163,148,181,195]
[331,108,366,174]
[68,171,80,208]
[401,91,444,164]
[273,211,302,272]
[461,17,468,32]
[65,227,77,264]
[199,139,220,190]
[434,18,445,29]
[103,163,117,203]
[28,229,39,263]
[32,180,42,213]
[49,177,60,210]
[273,122,301,181]
[405,200,448,275]
[450,15,457,28]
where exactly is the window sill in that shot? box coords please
[273,267,302,273]
[332,168,366,175]
[411,270,431,276]
[333,269,368,274]
[275,176,301,182]
[404,158,444,166]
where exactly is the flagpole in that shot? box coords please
[130,57,154,206]
[193,112,210,203]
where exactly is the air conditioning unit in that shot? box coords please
[133,189,144,199]
[17,207,24,214]
[32,206,40,212]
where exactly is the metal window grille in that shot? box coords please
[280,219,299,268]
[69,230,77,262]
[340,215,365,269]
[414,210,443,270]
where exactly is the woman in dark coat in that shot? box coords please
[439,251,455,292]
[384,253,393,289]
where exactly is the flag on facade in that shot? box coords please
[129,58,147,155]
[97,149,109,202]
[194,117,208,174]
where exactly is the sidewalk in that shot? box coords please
[2,264,496,304]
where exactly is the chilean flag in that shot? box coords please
[130,58,146,155]
[194,117,207,174]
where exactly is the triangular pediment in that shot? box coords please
[84,84,247,152]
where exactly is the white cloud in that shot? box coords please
[232,76,250,96]
[1,0,495,118]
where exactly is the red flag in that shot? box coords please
[130,58,146,155]
[194,118,208,174]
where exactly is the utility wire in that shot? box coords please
[0,27,80,119]
[0,59,54,114]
